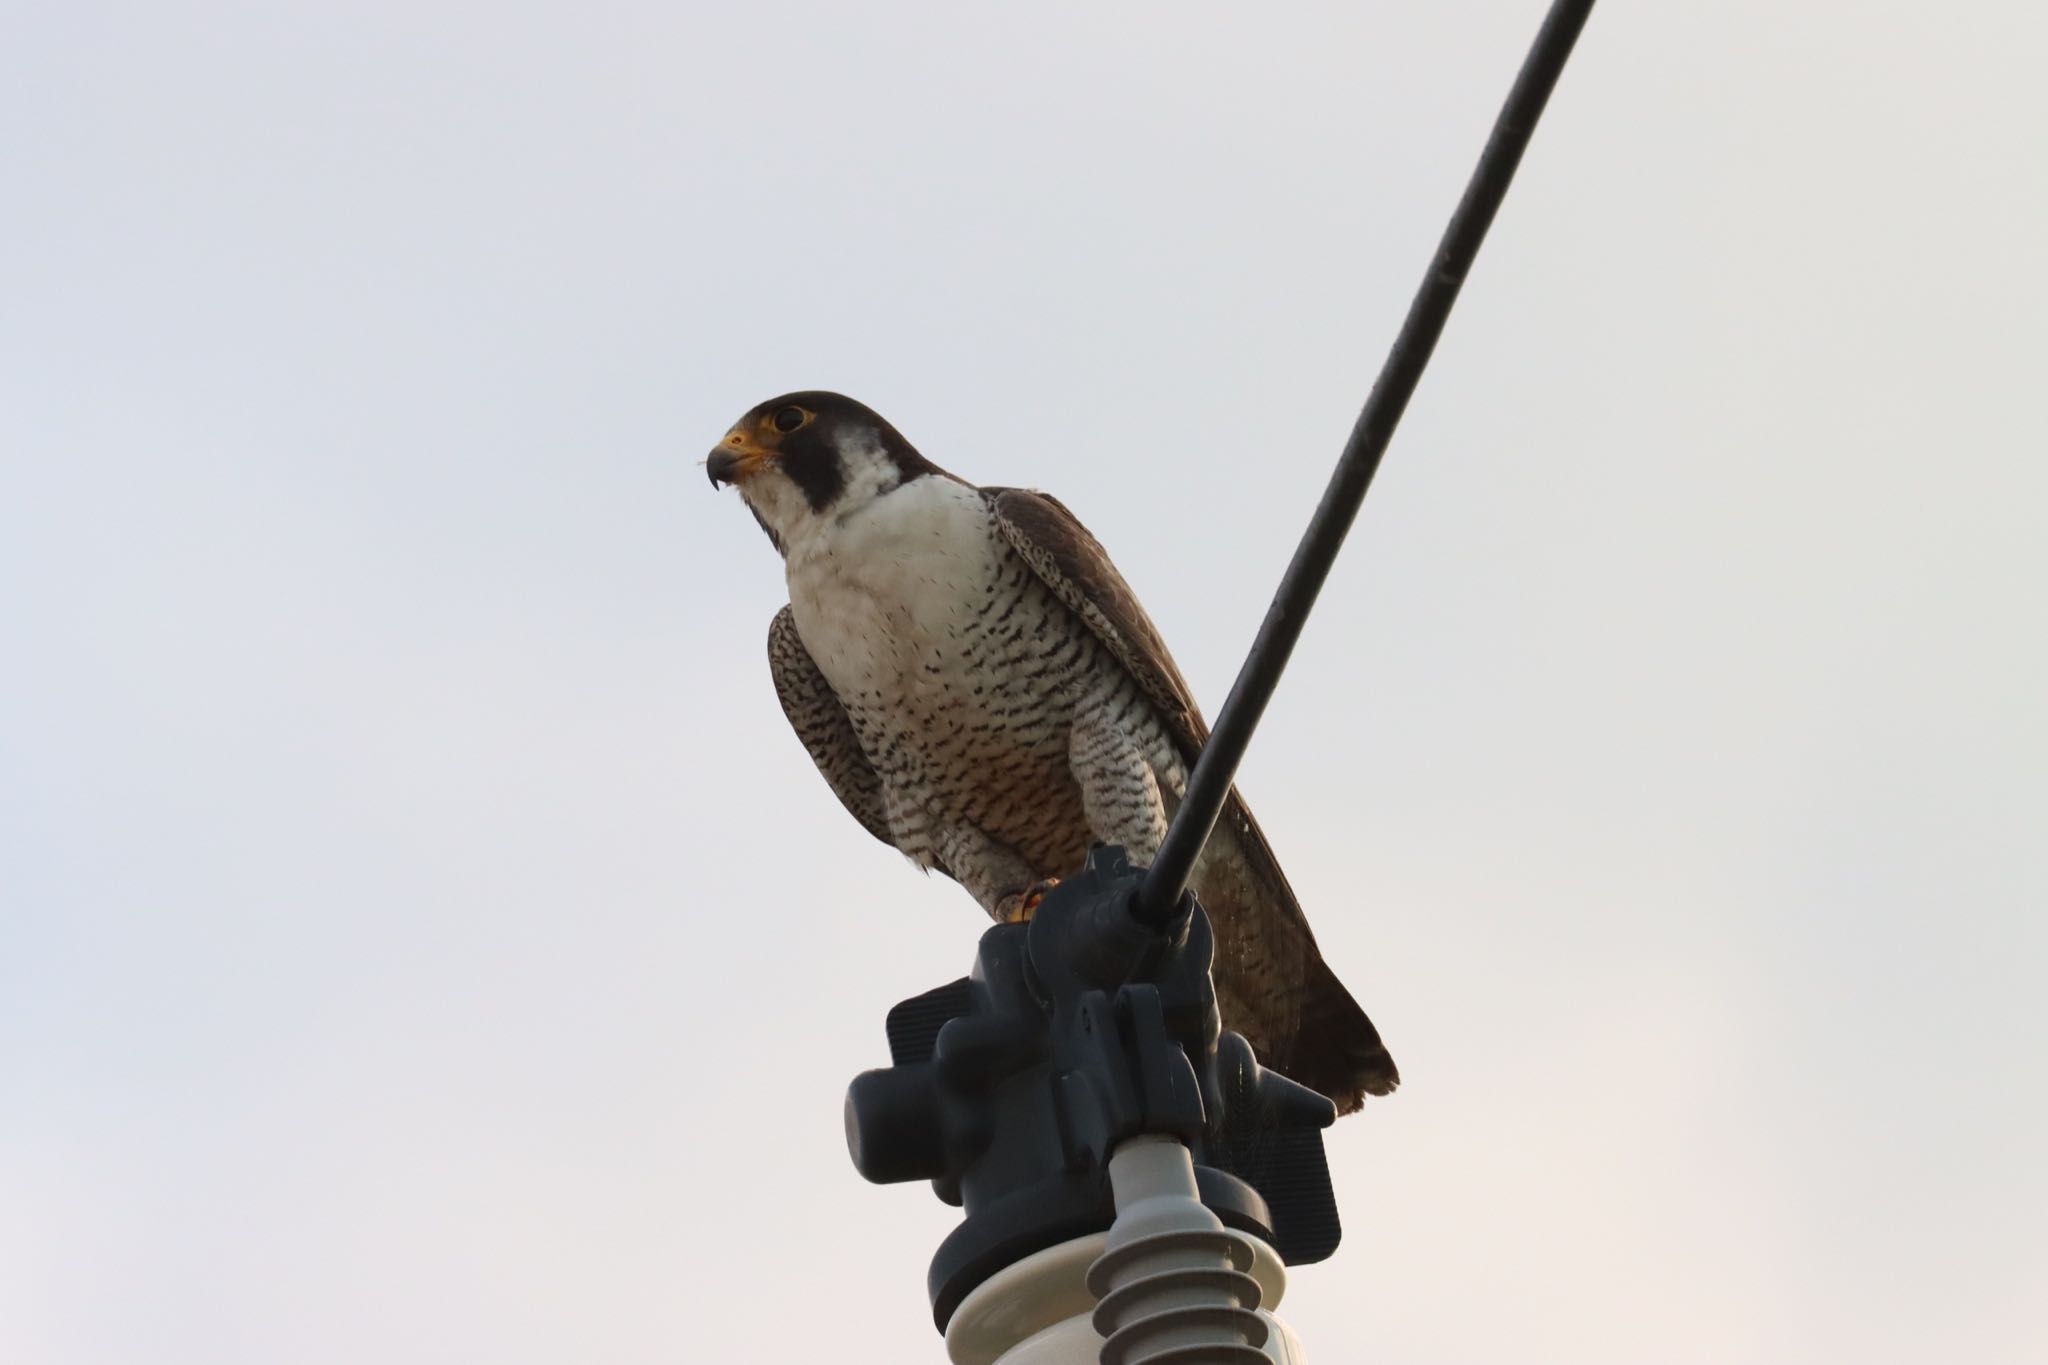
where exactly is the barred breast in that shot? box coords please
[784,476,1176,884]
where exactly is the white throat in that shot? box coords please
[781,471,985,594]
[780,473,1002,707]
[743,427,906,565]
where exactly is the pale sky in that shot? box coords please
[4,3,2044,1362]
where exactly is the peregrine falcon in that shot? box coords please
[707,391,1396,1111]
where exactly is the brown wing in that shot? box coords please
[984,486,1311,930]
[767,604,896,850]
[986,487,1397,1107]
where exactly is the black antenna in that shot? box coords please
[1137,0,1598,925]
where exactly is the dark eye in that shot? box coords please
[772,406,806,433]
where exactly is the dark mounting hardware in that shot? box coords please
[844,846,1341,1333]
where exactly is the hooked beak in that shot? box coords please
[706,432,771,489]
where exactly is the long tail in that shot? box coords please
[1192,794,1398,1115]
[1278,958,1399,1114]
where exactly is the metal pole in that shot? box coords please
[1136,0,1598,925]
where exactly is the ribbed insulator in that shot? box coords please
[1087,1227,1269,1364]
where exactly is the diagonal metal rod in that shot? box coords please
[1136,0,1597,925]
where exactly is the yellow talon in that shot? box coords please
[1000,878,1059,923]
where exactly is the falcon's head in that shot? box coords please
[706,391,943,554]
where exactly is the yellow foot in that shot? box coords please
[998,878,1060,924]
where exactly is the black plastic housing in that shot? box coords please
[843,846,1342,1333]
